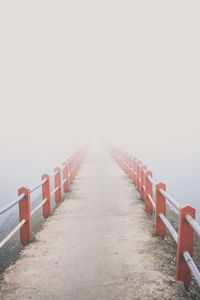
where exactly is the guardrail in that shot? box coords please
[108,144,200,289]
[0,146,87,250]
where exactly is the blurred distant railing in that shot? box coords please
[107,143,200,289]
[0,146,87,249]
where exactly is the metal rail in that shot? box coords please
[50,187,59,196]
[147,194,155,209]
[159,213,178,243]
[61,178,68,185]
[183,252,200,287]
[30,178,47,194]
[31,198,48,216]
[0,145,85,256]
[0,193,25,216]
[0,219,26,249]
[159,189,180,212]
[186,215,200,239]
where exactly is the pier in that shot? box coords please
[0,143,199,299]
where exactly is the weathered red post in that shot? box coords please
[18,187,32,246]
[140,165,147,200]
[155,183,166,238]
[145,171,153,214]
[42,174,51,218]
[54,167,62,203]
[63,162,69,193]
[136,160,142,191]
[174,205,195,289]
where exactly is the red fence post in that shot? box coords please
[18,187,32,246]
[136,161,142,191]
[155,183,166,238]
[63,162,69,192]
[54,167,62,204]
[42,174,51,218]
[145,171,153,214]
[140,165,147,200]
[128,155,132,178]
[174,205,195,289]
[133,157,137,184]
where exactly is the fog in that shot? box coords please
[0,1,200,213]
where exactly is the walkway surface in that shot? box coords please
[0,143,193,299]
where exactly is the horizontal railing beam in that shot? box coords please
[159,213,178,243]
[0,219,26,249]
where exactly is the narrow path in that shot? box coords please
[0,143,192,299]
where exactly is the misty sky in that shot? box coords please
[0,1,200,208]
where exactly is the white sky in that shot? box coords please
[0,1,200,203]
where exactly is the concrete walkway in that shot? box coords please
[0,143,192,299]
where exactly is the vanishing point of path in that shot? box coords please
[0,144,193,299]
